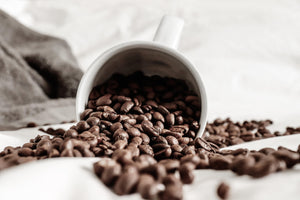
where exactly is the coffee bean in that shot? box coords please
[259,147,276,155]
[114,167,139,195]
[141,122,159,137]
[175,116,184,125]
[127,127,141,137]
[165,135,178,145]
[217,182,230,200]
[86,117,100,126]
[157,105,170,116]
[140,163,166,181]
[113,129,129,141]
[137,174,158,199]
[248,156,278,178]
[153,112,165,122]
[18,148,33,157]
[159,159,180,173]
[112,149,132,165]
[209,155,232,170]
[171,144,183,153]
[64,129,78,138]
[152,136,168,145]
[139,145,154,157]
[140,133,150,144]
[120,101,134,113]
[179,162,195,184]
[272,149,299,168]
[101,162,122,186]
[154,147,172,160]
[114,140,127,150]
[110,122,123,133]
[195,137,212,151]
[165,113,175,126]
[180,154,201,166]
[80,109,93,120]
[96,94,112,106]
[76,121,90,132]
[126,145,140,157]
[230,155,255,175]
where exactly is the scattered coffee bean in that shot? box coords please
[217,182,230,199]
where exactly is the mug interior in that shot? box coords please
[93,47,200,96]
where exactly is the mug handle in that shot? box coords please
[153,15,184,49]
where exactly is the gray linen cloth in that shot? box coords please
[0,10,83,130]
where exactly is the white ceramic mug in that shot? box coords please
[76,15,208,137]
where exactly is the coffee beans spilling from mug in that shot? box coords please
[0,72,300,200]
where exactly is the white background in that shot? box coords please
[0,0,300,199]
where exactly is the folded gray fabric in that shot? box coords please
[0,10,83,130]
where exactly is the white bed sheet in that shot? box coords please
[0,0,300,199]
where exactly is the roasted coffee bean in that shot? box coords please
[76,121,90,132]
[113,166,139,195]
[152,143,170,152]
[141,163,167,181]
[101,162,122,186]
[110,122,122,133]
[80,109,93,120]
[180,154,201,166]
[154,147,172,160]
[152,136,168,145]
[171,144,183,153]
[161,130,182,139]
[157,105,170,116]
[63,129,78,138]
[179,162,195,184]
[126,145,140,157]
[112,149,132,165]
[139,145,154,157]
[217,182,230,200]
[18,148,33,157]
[165,136,178,145]
[36,140,52,156]
[120,101,134,113]
[22,142,35,149]
[272,149,299,168]
[96,94,112,106]
[140,133,150,144]
[195,137,212,151]
[259,147,276,155]
[114,140,127,150]
[130,136,143,146]
[248,156,278,178]
[230,155,255,175]
[153,112,165,122]
[161,176,183,200]
[89,126,100,136]
[142,123,159,137]
[146,100,158,108]
[127,127,141,137]
[113,129,129,141]
[165,113,175,126]
[86,117,100,126]
[159,159,180,173]
[181,145,196,155]
[137,174,159,199]
[209,155,232,170]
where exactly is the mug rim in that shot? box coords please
[76,41,208,137]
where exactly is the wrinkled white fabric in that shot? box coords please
[1,0,300,199]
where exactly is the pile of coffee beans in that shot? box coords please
[0,72,300,200]
[205,118,300,148]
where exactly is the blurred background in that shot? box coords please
[1,0,300,130]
